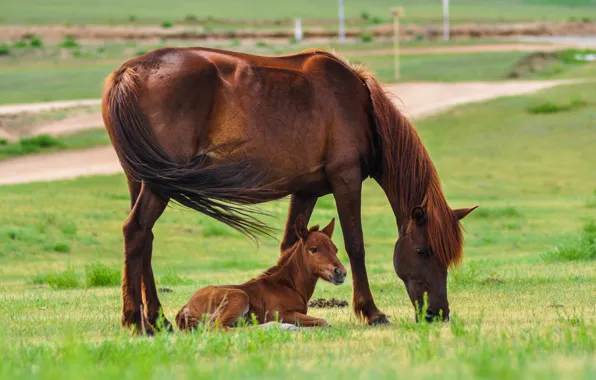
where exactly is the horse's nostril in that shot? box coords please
[333,267,341,275]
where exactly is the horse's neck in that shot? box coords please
[285,253,318,301]
[375,175,409,232]
[266,247,317,303]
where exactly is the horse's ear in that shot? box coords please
[453,205,478,220]
[295,214,308,240]
[321,218,335,238]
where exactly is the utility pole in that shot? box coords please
[338,0,345,43]
[443,0,450,41]
[391,7,404,81]
[295,18,303,42]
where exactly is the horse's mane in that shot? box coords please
[337,57,464,267]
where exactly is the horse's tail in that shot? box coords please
[102,65,277,238]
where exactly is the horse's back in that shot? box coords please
[112,47,376,190]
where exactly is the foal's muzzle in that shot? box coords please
[331,267,347,285]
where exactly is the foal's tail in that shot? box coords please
[102,65,278,238]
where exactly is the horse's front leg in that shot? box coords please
[122,183,168,335]
[330,170,390,326]
[280,193,318,251]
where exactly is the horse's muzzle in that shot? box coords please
[416,310,450,323]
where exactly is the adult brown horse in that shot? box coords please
[102,47,477,334]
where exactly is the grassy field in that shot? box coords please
[2,39,596,104]
[1,52,526,104]
[0,130,110,160]
[1,82,595,378]
[2,0,596,24]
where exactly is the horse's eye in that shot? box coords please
[415,247,429,256]
[309,247,318,254]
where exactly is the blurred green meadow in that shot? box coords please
[3,0,596,24]
[2,36,596,105]
[1,82,595,379]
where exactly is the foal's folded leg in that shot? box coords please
[280,311,329,327]
[176,287,250,331]
[211,289,250,329]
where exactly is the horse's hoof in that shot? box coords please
[368,314,391,326]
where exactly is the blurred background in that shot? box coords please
[1,0,595,167]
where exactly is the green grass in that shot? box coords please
[31,265,79,290]
[0,135,64,159]
[85,262,121,287]
[0,130,110,160]
[2,42,594,104]
[2,0,596,24]
[0,61,116,104]
[1,82,596,378]
[544,222,596,262]
[0,51,569,104]
[1,41,594,104]
[586,190,596,208]
[527,99,588,114]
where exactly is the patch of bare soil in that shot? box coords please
[505,51,559,78]
[481,275,505,285]
[2,22,596,43]
[0,105,102,142]
[309,298,349,308]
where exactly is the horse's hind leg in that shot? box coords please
[280,194,318,251]
[212,289,250,328]
[122,181,168,335]
[329,169,389,326]
[127,176,167,328]
[141,231,171,331]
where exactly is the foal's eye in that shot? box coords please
[309,247,318,254]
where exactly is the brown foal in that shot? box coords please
[176,217,346,330]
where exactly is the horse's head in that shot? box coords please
[394,205,477,322]
[295,216,347,285]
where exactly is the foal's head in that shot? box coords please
[295,215,347,285]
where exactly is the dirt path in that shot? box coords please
[0,99,101,116]
[3,21,596,42]
[0,79,580,186]
[342,43,568,57]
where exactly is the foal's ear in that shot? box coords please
[295,214,309,240]
[453,205,479,220]
[321,218,335,238]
